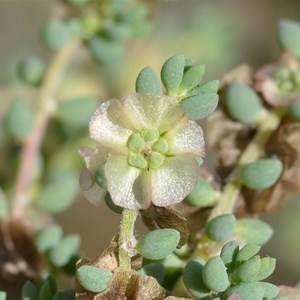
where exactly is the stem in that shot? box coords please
[12,39,80,219]
[191,108,285,261]
[118,209,138,269]
[209,108,285,220]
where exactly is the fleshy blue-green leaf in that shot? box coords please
[205,214,236,242]
[58,96,99,129]
[233,255,261,283]
[50,234,80,267]
[202,256,229,293]
[139,263,165,284]
[18,57,45,86]
[22,281,39,300]
[261,282,280,299]
[189,80,219,95]
[225,83,262,124]
[239,159,283,191]
[0,187,9,220]
[5,97,34,139]
[41,20,71,51]
[36,174,78,214]
[256,257,276,281]
[76,265,112,293]
[136,66,162,94]
[235,244,261,265]
[183,258,210,298]
[236,218,273,246]
[136,229,180,260]
[161,54,185,94]
[278,19,300,57]
[222,282,265,300]
[35,225,63,253]
[220,240,240,269]
[181,93,219,121]
[185,176,216,207]
[89,37,123,66]
[180,64,205,92]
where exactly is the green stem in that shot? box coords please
[118,209,138,269]
[209,108,285,220]
[191,108,285,260]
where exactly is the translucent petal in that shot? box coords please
[89,99,132,153]
[82,182,106,207]
[78,147,107,171]
[105,154,151,210]
[149,155,199,207]
[124,93,184,132]
[164,119,205,156]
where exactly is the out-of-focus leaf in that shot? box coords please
[5,97,34,139]
[35,225,62,253]
[0,187,9,220]
[36,173,78,214]
[278,19,300,57]
[58,96,99,129]
[50,234,80,267]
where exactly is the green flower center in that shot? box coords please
[274,68,300,93]
[127,129,169,169]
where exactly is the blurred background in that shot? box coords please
[0,0,300,288]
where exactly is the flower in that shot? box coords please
[254,52,300,106]
[80,93,205,210]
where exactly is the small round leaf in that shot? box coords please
[278,19,300,57]
[139,263,165,284]
[41,20,71,51]
[50,234,80,267]
[205,214,236,242]
[180,64,205,92]
[35,225,62,253]
[136,229,180,260]
[236,218,273,246]
[136,66,162,94]
[161,54,185,94]
[181,93,219,121]
[89,37,123,66]
[235,244,261,265]
[186,176,216,207]
[36,176,78,214]
[202,256,229,293]
[18,57,45,86]
[225,83,262,124]
[5,97,34,139]
[220,240,240,269]
[233,255,261,283]
[256,257,276,281]
[58,96,99,129]
[183,258,210,298]
[22,281,39,300]
[76,265,112,293]
[222,282,265,300]
[239,159,283,191]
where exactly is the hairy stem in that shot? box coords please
[12,39,80,219]
[118,209,138,269]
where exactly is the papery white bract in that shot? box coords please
[80,93,205,210]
